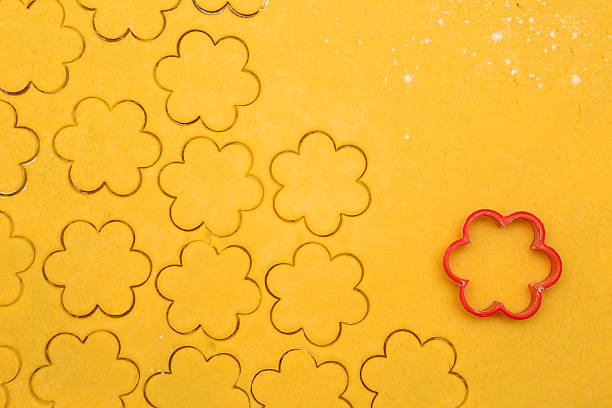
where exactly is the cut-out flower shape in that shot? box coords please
[154,30,261,132]
[193,0,266,17]
[265,242,369,346]
[0,346,21,408]
[159,137,263,236]
[0,212,35,307]
[43,220,151,317]
[443,209,562,320]
[30,331,139,408]
[271,131,371,236]
[251,349,351,408]
[0,0,84,95]
[77,0,180,41]
[156,241,261,339]
[54,97,161,196]
[0,100,39,196]
[360,330,468,408]
[145,347,249,408]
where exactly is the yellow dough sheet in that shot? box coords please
[0,0,611,407]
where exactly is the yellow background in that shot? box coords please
[1,0,611,407]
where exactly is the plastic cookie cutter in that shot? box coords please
[443,209,562,320]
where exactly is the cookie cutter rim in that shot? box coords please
[443,209,562,320]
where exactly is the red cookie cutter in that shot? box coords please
[443,209,562,320]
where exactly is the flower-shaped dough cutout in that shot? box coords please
[443,209,562,320]
[0,212,35,307]
[193,0,266,17]
[251,349,351,408]
[30,331,139,408]
[156,241,261,339]
[0,101,39,196]
[77,0,180,41]
[271,131,371,236]
[43,220,151,317]
[0,346,21,408]
[145,347,249,408]
[360,330,468,408]
[265,243,369,346]
[0,0,84,95]
[159,137,263,236]
[54,98,162,196]
[154,30,261,132]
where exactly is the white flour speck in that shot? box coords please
[571,74,582,85]
[404,74,414,83]
[491,31,503,42]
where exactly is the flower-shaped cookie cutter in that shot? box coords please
[443,209,562,320]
